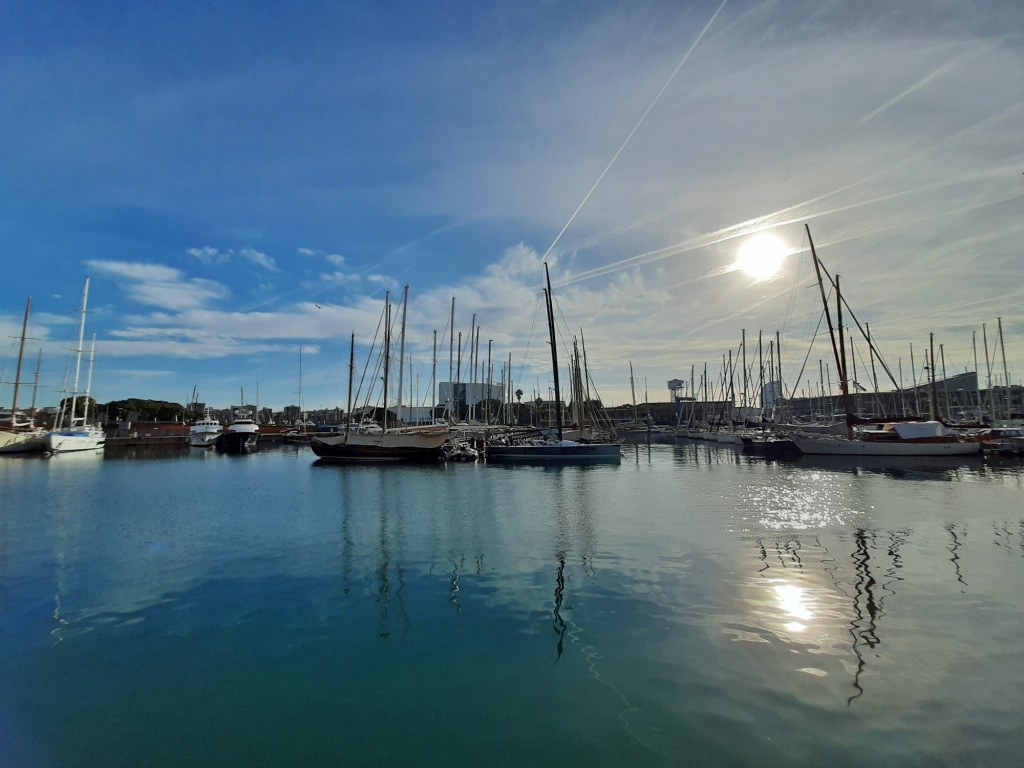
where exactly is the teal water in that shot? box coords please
[2,443,1023,767]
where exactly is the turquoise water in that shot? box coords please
[2,443,1023,767]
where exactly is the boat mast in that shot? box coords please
[630,361,637,423]
[998,317,1011,422]
[972,331,982,422]
[806,227,851,430]
[83,333,96,425]
[396,286,408,424]
[69,278,90,426]
[10,297,30,424]
[346,333,355,437]
[29,349,41,423]
[982,322,996,423]
[448,297,455,421]
[544,263,564,441]
[928,333,939,421]
[910,343,920,417]
[382,291,391,431]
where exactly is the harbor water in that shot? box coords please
[2,442,1023,767]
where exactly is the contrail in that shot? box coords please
[553,98,1024,290]
[861,39,1008,124]
[540,0,729,262]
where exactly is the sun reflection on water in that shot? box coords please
[774,583,813,632]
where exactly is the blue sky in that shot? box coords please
[2,0,1022,414]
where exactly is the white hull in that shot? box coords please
[189,410,223,447]
[0,428,47,454]
[791,434,981,456]
[45,426,106,453]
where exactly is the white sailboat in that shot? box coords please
[0,296,46,453]
[45,278,106,454]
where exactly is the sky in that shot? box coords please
[2,0,1022,415]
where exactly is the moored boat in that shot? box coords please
[44,278,106,455]
[214,414,259,453]
[188,408,223,448]
[483,263,620,464]
[311,422,449,462]
[0,297,45,454]
[791,421,982,456]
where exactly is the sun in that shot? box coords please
[734,234,789,281]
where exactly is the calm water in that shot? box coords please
[2,442,1023,767]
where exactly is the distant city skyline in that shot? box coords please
[2,0,1022,412]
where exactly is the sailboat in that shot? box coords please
[485,263,620,462]
[0,297,46,453]
[283,348,315,444]
[45,278,106,454]
[310,289,450,463]
[789,226,980,457]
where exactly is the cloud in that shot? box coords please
[86,260,182,282]
[187,246,277,271]
[240,248,277,271]
[318,271,360,285]
[187,247,230,265]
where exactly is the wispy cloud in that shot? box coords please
[187,246,277,271]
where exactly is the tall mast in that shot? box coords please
[630,361,637,423]
[972,331,982,422]
[806,226,845,411]
[448,297,455,421]
[431,329,437,423]
[382,291,391,431]
[396,286,408,423]
[83,333,96,424]
[982,322,995,423]
[29,349,42,422]
[10,296,30,422]
[910,343,920,417]
[69,277,90,426]
[757,330,764,414]
[835,275,852,432]
[544,263,564,441]
[998,317,1011,422]
[741,329,748,416]
[928,333,939,421]
[346,333,355,437]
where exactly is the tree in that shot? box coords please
[104,398,188,422]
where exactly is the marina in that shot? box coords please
[2,442,1023,766]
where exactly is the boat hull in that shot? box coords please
[0,428,46,454]
[791,434,981,456]
[45,427,106,454]
[486,442,621,462]
[188,430,222,448]
[214,431,259,454]
[310,427,449,463]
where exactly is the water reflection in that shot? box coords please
[793,454,984,481]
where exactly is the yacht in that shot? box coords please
[188,408,223,448]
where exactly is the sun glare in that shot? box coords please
[734,234,789,281]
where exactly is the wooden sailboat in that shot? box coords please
[0,297,46,453]
[310,289,449,462]
[485,263,620,462]
[789,226,980,457]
